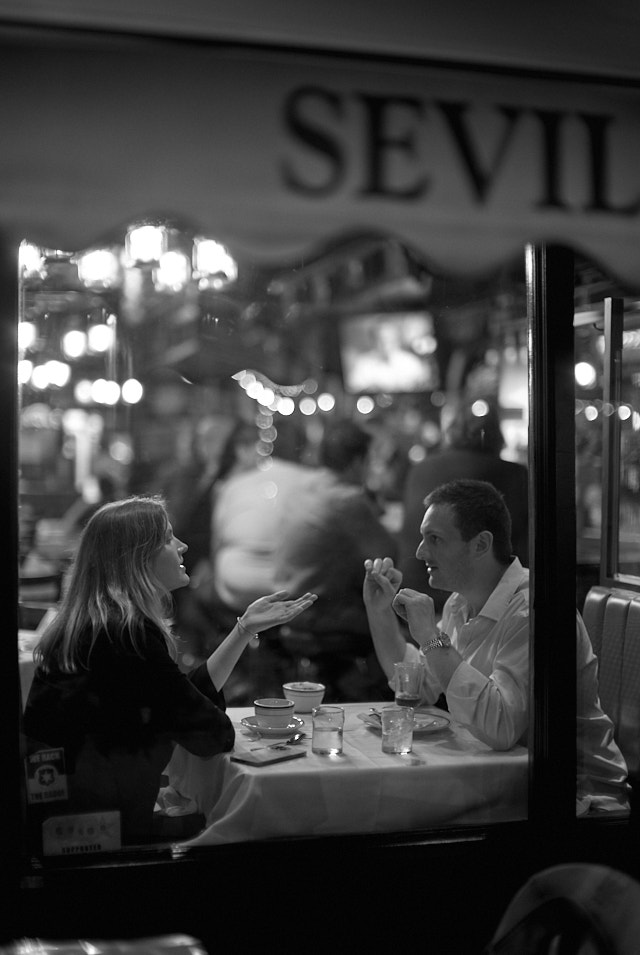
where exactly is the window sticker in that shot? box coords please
[25,748,68,804]
[42,811,122,856]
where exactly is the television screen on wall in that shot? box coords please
[339,312,439,394]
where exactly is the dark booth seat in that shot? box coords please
[583,585,640,818]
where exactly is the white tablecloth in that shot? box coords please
[165,703,529,846]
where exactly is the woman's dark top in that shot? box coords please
[23,621,234,844]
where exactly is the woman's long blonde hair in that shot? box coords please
[34,496,176,673]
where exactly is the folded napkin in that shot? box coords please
[155,785,199,816]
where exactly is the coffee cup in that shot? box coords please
[282,681,326,713]
[254,697,296,728]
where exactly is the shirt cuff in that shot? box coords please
[404,643,422,665]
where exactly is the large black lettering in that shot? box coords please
[437,101,521,203]
[280,86,346,196]
[533,110,569,209]
[580,113,640,215]
[356,94,428,199]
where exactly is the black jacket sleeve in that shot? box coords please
[137,627,235,757]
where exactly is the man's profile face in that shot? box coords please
[416,503,475,594]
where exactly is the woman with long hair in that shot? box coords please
[24,495,317,844]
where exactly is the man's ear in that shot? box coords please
[474,530,493,558]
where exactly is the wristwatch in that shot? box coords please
[420,630,452,653]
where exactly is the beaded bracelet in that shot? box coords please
[237,616,260,644]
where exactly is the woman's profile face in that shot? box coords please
[150,521,190,592]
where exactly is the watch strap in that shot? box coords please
[420,630,452,653]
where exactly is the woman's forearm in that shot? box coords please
[204,591,319,690]
[206,618,255,691]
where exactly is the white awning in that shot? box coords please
[3,0,640,80]
[2,34,640,285]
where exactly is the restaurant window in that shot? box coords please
[10,21,639,885]
[17,223,532,861]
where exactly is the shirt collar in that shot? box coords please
[448,557,529,623]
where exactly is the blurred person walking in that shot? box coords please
[275,419,398,701]
[186,419,318,701]
[208,419,315,616]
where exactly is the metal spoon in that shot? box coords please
[250,732,306,751]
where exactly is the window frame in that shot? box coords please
[599,297,640,593]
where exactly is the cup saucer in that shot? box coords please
[357,709,451,735]
[240,715,305,738]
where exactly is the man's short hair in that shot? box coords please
[423,479,514,564]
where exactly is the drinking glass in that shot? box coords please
[312,705,345,755]
[381,704,414,754]
[393,662,422,708]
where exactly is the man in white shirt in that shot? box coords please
[363,478,629,811]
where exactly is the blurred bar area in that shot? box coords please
[17,221,531,692]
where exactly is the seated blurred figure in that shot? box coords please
[20,474,120,603]
[398,399,529,609]
[162,417,251,661]
[274,420,398,701]
[163,414,237,578]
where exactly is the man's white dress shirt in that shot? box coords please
[402,558,629,810]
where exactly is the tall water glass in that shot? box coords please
[381,704,414,754]
[312,705,345,755]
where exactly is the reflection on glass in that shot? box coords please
[18,223,532,855]
[574,260,640,820]
[575,270,640,588]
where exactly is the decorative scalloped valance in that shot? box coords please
[2,35,640,286]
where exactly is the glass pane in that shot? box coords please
[18,225,531,860]
[575,264,640,589]
[574,258,638,817]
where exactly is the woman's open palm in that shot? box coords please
[242,590,317,633]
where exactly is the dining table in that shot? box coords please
[161,702,529,846]
[17,638,529,844]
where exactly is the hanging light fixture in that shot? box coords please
[77,248,121,288]
[154,250,191,292]
[193,236,238,289]
[18,321,37,353]
[125,224,167,265]
[61,329,88,359]
[19,241,44,278]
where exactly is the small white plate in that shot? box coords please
[357,709,451,735]
[240,715,305,738]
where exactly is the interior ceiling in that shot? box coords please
[2,0,640,81]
